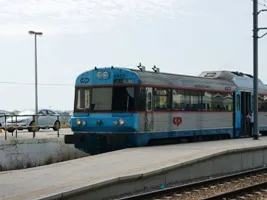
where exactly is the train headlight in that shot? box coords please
[113,120,119,126]
[119,118,125,126]
[103,72,109,79]
[76,119,86,126]
[76,119,82,125]
[96,72,102,79]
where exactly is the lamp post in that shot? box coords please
[28,30,43,125]
[252,1,267,140]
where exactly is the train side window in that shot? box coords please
[258,94,267,111]
[172,89,185,110]
[173,90,201,111]
[147,91,152,110]
[222,93,233,111]
[211,92,223,111]
[148,92,152,100]
[147,99,152,110]
[202,92,211,110]
[211,92,232,111]
[237,94,240,110]
[154,88,171,110]
[187,91,201,111]
[136,87,146,111]
[202,92,232,111]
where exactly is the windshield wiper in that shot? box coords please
[84,104,95,116]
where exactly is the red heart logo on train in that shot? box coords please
[173,117,182,126]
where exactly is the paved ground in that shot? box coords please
[0,128,72,140]
[1,137,267,200]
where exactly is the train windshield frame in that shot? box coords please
[74,86,138,112]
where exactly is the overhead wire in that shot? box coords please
[0,81,73,86]
[2,1,266,87]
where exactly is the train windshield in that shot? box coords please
[74,87,136,112]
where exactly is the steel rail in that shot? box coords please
[203,181,267,199]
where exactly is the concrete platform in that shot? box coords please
[1,137,267,200]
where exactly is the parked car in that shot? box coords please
[0,114,5,128]
[4,109,61,133]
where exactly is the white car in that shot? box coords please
[0,111,10,129]
[0,114,5,128]
[4,109,61,133]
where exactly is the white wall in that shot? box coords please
[0,137,88,171]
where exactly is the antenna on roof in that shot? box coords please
[137,63,146,71]
[111,66,114,69]
[152,65,160,73]
[94,66,98,70]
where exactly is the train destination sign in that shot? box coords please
[113,78,134,84]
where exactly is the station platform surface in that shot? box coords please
[1,137,267,200]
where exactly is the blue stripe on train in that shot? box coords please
[73,128,233,153]
[135,126,267,145]
[73,126,267,154]
[130,128,234,146]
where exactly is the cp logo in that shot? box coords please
[173,117,182,126]
[80,78,89,84]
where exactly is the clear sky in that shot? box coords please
[1,0,267,111]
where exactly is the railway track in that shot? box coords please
[117,167,267,200]
[203,182,267,199]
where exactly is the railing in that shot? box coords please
[0,113,70,140]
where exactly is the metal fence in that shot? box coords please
[0,113,70,140]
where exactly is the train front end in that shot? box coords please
[64,67,142,154]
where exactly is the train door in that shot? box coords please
[233,90,252,138]
[241,91,252,137]
[145,87,154,132]
[233,90,241,138]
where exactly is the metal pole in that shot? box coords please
[29,30,42,127]
[4,115,7,140]
[253,0,259,140]
[34,34,38,126]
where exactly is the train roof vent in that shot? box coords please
[231,71,244,76]
[204,72,216,78]
[137,63,146,71]
[244,73,253,78]
[152,65,160,73]
[231,71,254,78]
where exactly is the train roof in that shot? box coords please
[199,70,267,93]
[77,66,267,93]
[129,68,267,93]
[129,68,236,91]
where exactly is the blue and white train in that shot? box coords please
[64,65,267,154]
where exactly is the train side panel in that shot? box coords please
[138,112,233,136]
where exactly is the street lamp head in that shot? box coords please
[28,30,43,36]
[36,32,43,36]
